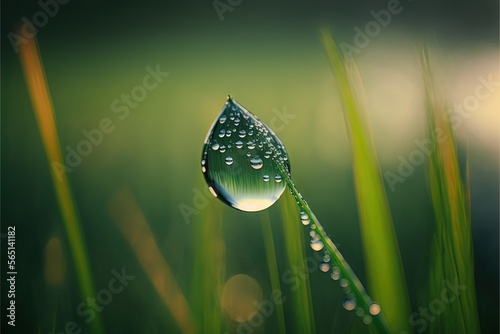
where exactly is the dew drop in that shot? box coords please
[300,211,310,225]
[343,296,357,311]
[340,278,349,288]
[201,96,290,212]
[363,315,372,325]
[319,263,330,272]
[331,267,340,280]
[250,156,263,170]
[310,240,324,251]
[323,253,330,262]
[356,308,364,317]
[369,303,381,316]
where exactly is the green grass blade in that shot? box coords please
[320,28,411,333]
[190,203,225,333]
[260,212,287,334]
[280,192,316,334]
[420,49,480,334]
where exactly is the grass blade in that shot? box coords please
[190,200,225,333]
[18,36,104,334]
[320,28,411,333]
[260,212,286,334]
[280,192,316,334]
[420,49,480,334]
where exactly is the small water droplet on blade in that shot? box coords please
[343,296,357,311]
[319,263,330,272]
[369,303,381,316]
[310,240,324,251]
[300,211,310,225]
[331,267,340,280]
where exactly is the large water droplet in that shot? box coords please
[201,96,290,212]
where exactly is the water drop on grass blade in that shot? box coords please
[200,96,391,333]
[201,96,290,212]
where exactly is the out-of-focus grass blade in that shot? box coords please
[321,28,410,333]
[18,36,104,334]
[190,201,225,333]
[420,49,480,334]
[260,212,286,334]
[280,192,316,334]
[109,188,196,334]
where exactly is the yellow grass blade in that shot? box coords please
[18,36,104,334]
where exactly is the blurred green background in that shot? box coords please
[2,0,498,333]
